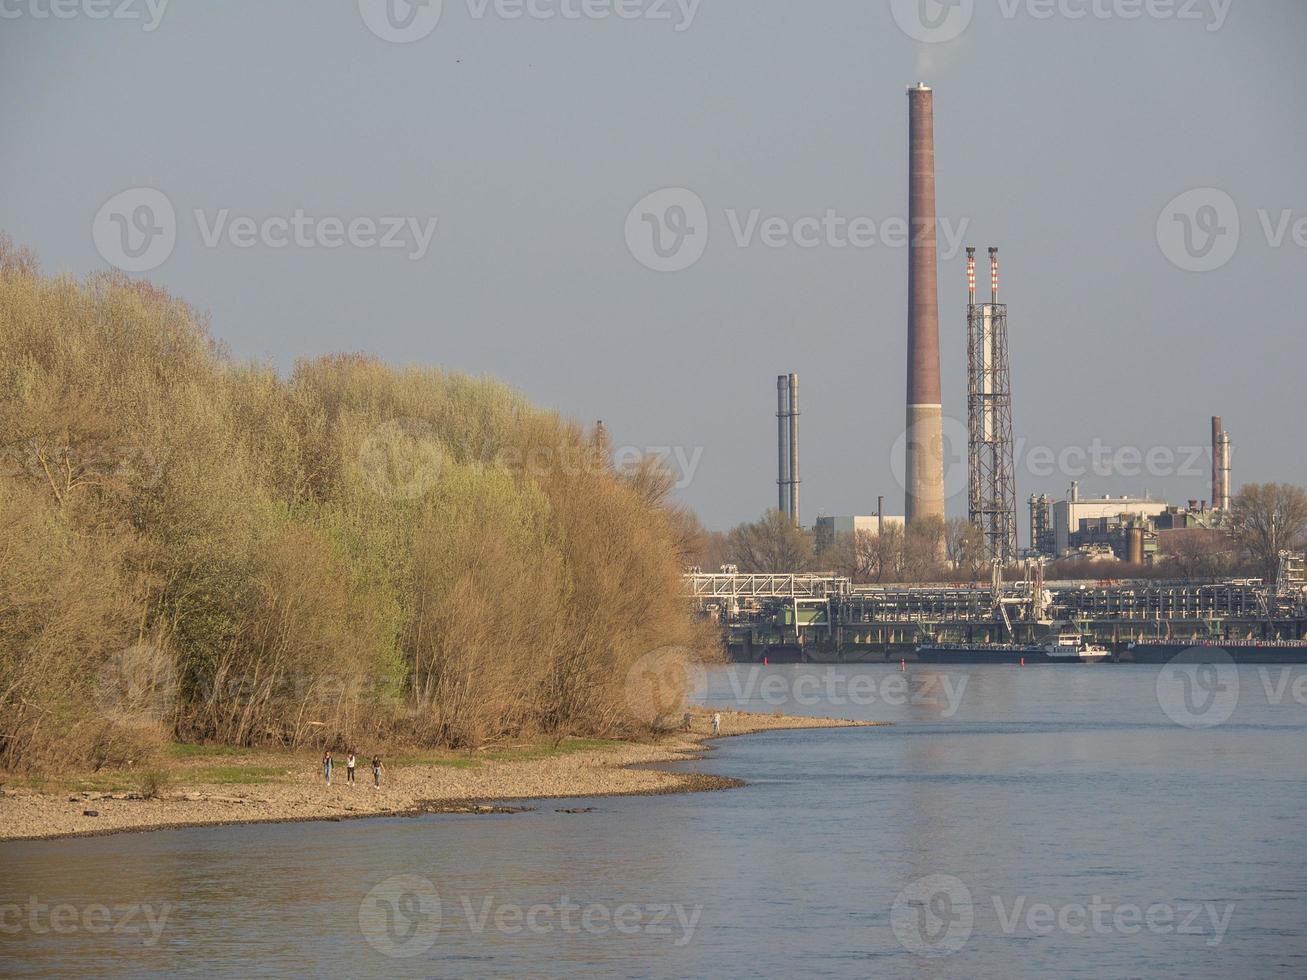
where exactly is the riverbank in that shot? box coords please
[0,710,883,842]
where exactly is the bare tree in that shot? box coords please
[901,516,946,582]
[945,517,987,582]
[1160,530,1233,581]
[1228,483,1307,580]
[725,509,814,572]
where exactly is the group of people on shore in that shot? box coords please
[321,750,384,789]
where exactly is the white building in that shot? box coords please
[1051,485,1168,557]
[816,515,907,540]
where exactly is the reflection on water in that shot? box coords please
[3,665,1306,978]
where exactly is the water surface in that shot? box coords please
[2,664,1304,978]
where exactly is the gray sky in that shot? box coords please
[3,0,1304,531]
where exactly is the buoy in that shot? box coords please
[763,656,768,666]
[1020,657,1025,667]
[900,659,906,671]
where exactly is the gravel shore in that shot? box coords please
[0,710,884,842]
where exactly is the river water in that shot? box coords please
[3,664,1306,978]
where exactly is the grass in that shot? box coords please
[166,743,256,760]
[186,765,287,786]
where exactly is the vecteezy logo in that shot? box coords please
[358,0,443,43]
[890,413,969,505]
[890,0,974,44]
[623,646,707,727]
[890,874,973,956]
[1156,188,1240,272]
[1156,647,1239,728]
[95,643,178,724]
[92,188,176,273]
[624,187,709,273]
[359,875,441,958]
[357,417,445,500]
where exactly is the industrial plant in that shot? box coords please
[725,82,1307,662]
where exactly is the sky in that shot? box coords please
[2,0,1304,533]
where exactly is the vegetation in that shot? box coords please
[0,237,715,775]
[1228,483,1307,580]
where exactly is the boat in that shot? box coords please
[916,628,1112,665]
[1126,639,1307,664]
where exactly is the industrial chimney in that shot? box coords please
[777,376,790,516]
[788,373,801,527]
[1212,416,1232,511]
[905,83,946,524]
[775,374,800,525]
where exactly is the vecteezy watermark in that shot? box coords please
[360,875,442,958]
[0,898,172,946]
[624,646,707,726]
[1156,188,1240,273]
[0,436,170,495]
[1155,648,1239,728]
[890,875,974,956]
[0,0,170,31]
[1157,654,1307,729]
[359,875,702,957]
[624,187,970,273]
[891,874,1235,955]
[92,187,439,273]
[720,666,968,717]
[357,0,444,43]
[624,188,710,273]
[95,643,178,724]
[889,422,1232,505]
[891,0,1231,43]
[93,188,178,274]
[890,0,975,44]
[355,421,706,499]
[1157,188,1307,273]
[359,0,699,42]
[357,418,446,501]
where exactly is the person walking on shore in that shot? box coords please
[346,751,356,786]
[711,712,721,736]
[371,754,384,790]
[322,751,333,786]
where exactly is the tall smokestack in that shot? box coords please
[966,246,976,306]
[1211,416,1222,511]
[989,246,999,304]
[788,373,800,527]
[906,83,945,524]
[777,376,790,516]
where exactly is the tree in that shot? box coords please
[901,516,947,582]
[1160,529,1233,581]
[945,517,987,581]
[1228,483,1307,580]
[725,509,814,572]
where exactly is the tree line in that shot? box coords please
[0,238,713,774]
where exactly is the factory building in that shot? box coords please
[1027,483,1234,563]
[815,515,908,540]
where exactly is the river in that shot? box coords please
[2,663,1305,978]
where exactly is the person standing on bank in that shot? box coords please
[322,751,333,786]
[711,712,721,736]
[346,750,356,786]
[371,754,384,789]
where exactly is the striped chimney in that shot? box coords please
[989,247,999,304]
[967,246,976,305]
